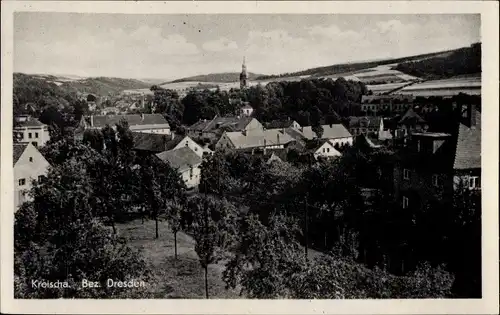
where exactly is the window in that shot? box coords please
[19,178,26,186]
[189,167,194,179]
[28,133,32,139]
[185,142,189,147]
[432,174,439,187]
[35,132,39,138]
[194,147,198,152]
[322,148,326,153]
[402,196,409,209]
[468,176,480,189]
[29,157,33,162]
[32,142,38,148]
[403,169,410,180]
[327,147,330,153]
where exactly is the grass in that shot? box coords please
[116,219,243,299]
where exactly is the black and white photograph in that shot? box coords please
[1,1,498,313]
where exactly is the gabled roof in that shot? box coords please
[188,116,254,132]
[398,108,426,124]
[348,116,382,129]
[14,116,46,128]
[454,111,481,170]
[264,119,298,129]
[293,124,353,140]
[224,128,295,149]
[88,114,170,128]
[13,143,28,165]
[156,147,202,172]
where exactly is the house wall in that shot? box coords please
[130,125,171,135]
[393,163,454,210]
[180,164,201,188]
[14,144,51,210]
[314,142,341,159]
[14,126,50,148]
[328,136,353,146]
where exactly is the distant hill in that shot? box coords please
[16,73,151,97]
[169,72,264,84]
[393,43,481,80]
[254,45,477,80]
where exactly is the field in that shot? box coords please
[397,76,481,97]
[117,218,242,298]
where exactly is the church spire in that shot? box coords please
[240,56,248,89]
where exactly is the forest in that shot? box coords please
[394,43,481,79]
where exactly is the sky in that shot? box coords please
[14,13,480,80]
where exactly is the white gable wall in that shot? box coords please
[14,143,51,210]
[314,142,341,159]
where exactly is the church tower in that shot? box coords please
[239,56,248,90]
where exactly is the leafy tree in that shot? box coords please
[184,195,238,298]
[137,155,186,239]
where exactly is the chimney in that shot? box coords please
[141,113,145,120]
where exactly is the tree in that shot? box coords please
[165,199,185,259]
[184,195,238,298]
[137,155,186,239]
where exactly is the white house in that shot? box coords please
[14,115,50,148]
[240,103,254,117]
[286,124,353,146]
[308,139,342,160]
[13,142,51,210]
[156,147,203,189]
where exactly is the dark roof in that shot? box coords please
[264,120,296,129]
[188,115,254,132]
[156,147,202,172]
[13,143,28,165]
[14,116,46,128]
[88,114,170,128]
[348,116,382,129]
[398,108,426,124]
[454,111,481,170]
[132,132,173,153]
[304,139,330,153]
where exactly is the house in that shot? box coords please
[264,119,302,130]
[13,115,50,148]
[361,94,414,114]
[13,142,51,210]
[156,147,203,189]
[285,124,353,147]
[187,115,263,140]
[392,104,480,211]
[348,116,385,139]
[240,102,254,117]
[304,139,342,160]
[132,133,212,158]
[78,114,171,135]
[216,128,295,151]
[392,108,429,142]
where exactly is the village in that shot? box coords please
[9,11,485,301]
